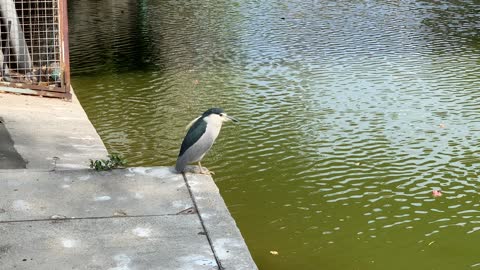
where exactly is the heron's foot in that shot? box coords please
[196,166,214,175]
[205,169,215,176]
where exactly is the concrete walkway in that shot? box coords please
[0,93,108,170]
[0,93,257,269]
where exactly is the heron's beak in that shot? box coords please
[226,115,239,123]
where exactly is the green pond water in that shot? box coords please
[68,1,480,269]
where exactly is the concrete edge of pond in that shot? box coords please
[184,172,259,269]
[0,91,258,269]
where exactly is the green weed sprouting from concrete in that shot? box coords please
[89,154,126,171]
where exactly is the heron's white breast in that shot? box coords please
[203,114,223,141]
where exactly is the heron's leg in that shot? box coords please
[198,161,203,173]
[197,161,214,175]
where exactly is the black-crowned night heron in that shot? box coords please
[175,108,238,174]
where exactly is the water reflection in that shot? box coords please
[69,1,480,269]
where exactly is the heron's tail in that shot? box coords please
[175,155,187,173]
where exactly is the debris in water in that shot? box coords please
[270,251,279,255]
[432,190,442,197]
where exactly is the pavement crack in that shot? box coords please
[0,213,182,224]
[182,172,224,270]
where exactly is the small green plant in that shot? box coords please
[89,153,126,171]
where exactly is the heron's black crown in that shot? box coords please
[202,108,224,117]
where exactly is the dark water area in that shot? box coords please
[68,1,480,269]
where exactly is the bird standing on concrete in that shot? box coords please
[175,108,238,174]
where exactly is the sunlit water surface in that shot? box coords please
[69,1,480,269]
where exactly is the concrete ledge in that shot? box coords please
[0,167,258,269]
[0,168,191,221]
[0,215,215,270]
[0,93,107,170]
[185,173,258,270]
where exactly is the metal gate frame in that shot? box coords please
[0,0,71,100]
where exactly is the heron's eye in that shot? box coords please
[219,113,224,117]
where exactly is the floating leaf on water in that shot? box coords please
[270,251,279,255]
